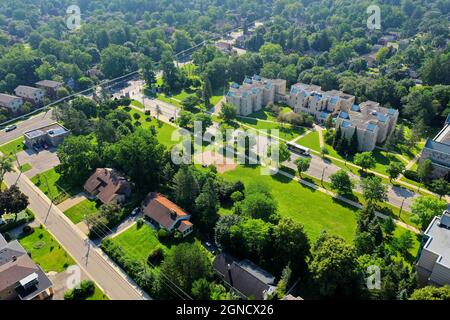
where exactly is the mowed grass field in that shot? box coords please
[222,165,358,242]
[19,226,76,272]
[0,137,25,155]
[112,224,166,262]
[64,199,100,224]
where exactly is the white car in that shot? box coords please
[131,208,140,216]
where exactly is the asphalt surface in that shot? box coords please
[3,170,147,300]
[0,110,55,145]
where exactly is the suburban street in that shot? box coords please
[0,109,54,145]
[3,170,148,300]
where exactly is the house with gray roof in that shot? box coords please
[416,211,450,287]
[0,93,23,113]
[35,80,63,98]
[213,253,276,300]
[0,234,53,300]
[419,115,450,179]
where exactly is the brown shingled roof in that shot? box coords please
[143,193,189,230]
[84,168,131,204]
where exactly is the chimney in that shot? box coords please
[170,209,177,220]
[12,256,17,262]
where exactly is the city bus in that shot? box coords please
[286,142,310,156]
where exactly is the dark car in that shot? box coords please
[169,117,175,123]
[5,125,17,132]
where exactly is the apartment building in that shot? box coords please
[225,75,287,116]
[335,101,399,152]
[416,211,450,287]
[419,115,450,179]
[0,93,23,113]
[14,85,46,106]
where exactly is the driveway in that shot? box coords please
[16,147,60,178]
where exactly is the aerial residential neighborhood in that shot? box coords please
[0,0,449,313]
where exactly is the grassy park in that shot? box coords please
[0,137,25,155]
[31,168,81,204]
[64,199,100,224]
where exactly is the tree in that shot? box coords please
[100,44,134,78]
[140,57,156,89]
[229,218,271,262]
[71,96,98,118]
[214,214,242,250]
[386,162,405,182]
[202,76,212,108]
[181,95,201,111]
[272,218,310,275]
[0,155,13,187]
[171,165,199,212]
[391,230,414,257]
[330,170,354,195]
[193,113,212,136]
[409,285,450,300]
[430,178,449,199]
[310,232,361,299]
[382,217,396,238]
[195,177,219,232]
[294,157,311,178]
[160,242,213,293]
[240,192,278,222]
[417,159,433,184]
[0,186,29,222]
[354,152,376,172]
[320,147,329,158]
[57,136,100,186]
[107,128,168,192]
[411,196,447,230]
[349,128,359,155]
[360,176,388,205]
[219,102,237,123]
[191,278,212,300]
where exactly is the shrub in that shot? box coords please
[136,218,144,229]
[230,191,244,203]
[157,228,169,241]
[64,280,95,300]
[404,170,420,182]
[133,113,140,120]
[147,246,164,266]
[3,232,11,241]
[22,225,34,235]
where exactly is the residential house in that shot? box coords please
[84,168,132,205]
[215,41,233,53]
[419,115,450,179]
[416,211,450,286]
[35,80,63,98]
[24,123,70,149]
[0,234,53,300]
[143,192,193,237]
[0,94,23,113]
[213,253,276,300]
[14,85,46,106]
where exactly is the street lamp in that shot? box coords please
[399,197,406,219]
[321,166,328,186]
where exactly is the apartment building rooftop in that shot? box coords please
[0,93,21,106]
[423,212,450,266]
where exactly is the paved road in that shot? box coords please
[0,110,54,145]
[3,170,147,300]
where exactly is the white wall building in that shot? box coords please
[416,212,450,287]
[0,94,23,113]
[14,85,45,105]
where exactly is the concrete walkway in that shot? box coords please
[57,192,88,212]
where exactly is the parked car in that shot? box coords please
[169,117,175,122]
[4,125,17,132]
[131,207,141,216]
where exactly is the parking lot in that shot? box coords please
[16,147,60,178]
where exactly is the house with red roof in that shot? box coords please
[84,168,131,205]
[143,192,193,237]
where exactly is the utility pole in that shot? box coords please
[321,166,328,186]
[399,197,406,219]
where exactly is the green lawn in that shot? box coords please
[31,168,81,204]
[86,285,109,300]
[238,117,307,141]
[222,165,358,242]
[19,163,32,173]
[131,100,144,109]
[392,226,422,262]
[371,149,407,176]
[112,224,166,262]
[0,137,25,156]
[64,199,100,224]
[296,131,320,150]
[19,226,75,273]
[122,107,178,148]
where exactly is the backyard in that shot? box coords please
[18,226,76,273]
